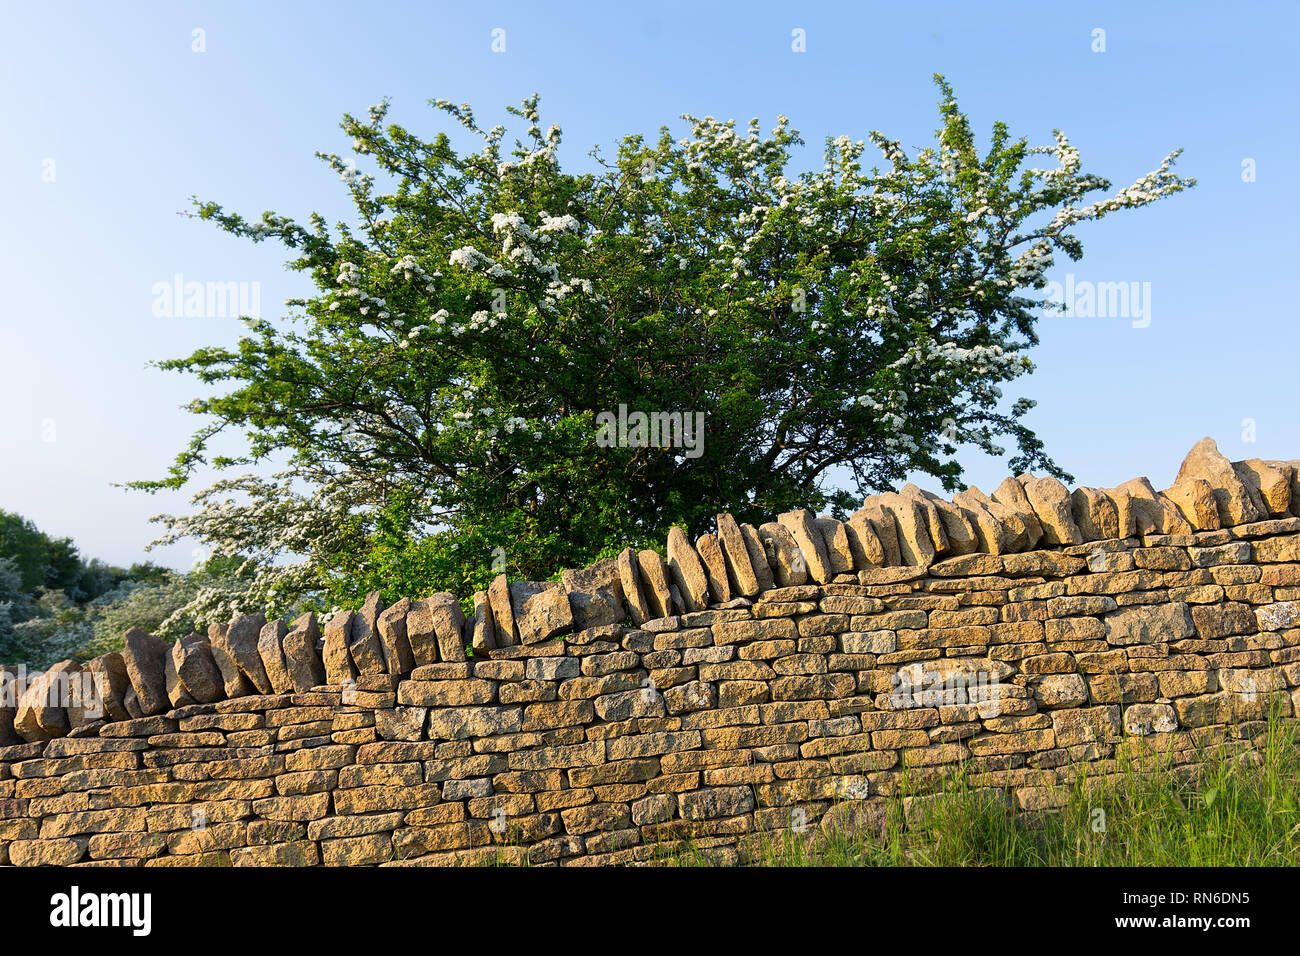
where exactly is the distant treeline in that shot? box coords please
[0,510,248,669]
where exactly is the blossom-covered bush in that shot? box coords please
[135,76,1193,625]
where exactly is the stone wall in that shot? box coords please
[2,436,1299,866]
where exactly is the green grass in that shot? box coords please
[652,711,1300,867]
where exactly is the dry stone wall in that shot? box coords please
[2,436,1300,865]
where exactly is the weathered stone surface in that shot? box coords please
[226,613,272,695]
[618,547,653,626]
[323,611,358,686]
[173,634,224,704]
[859,499,902,566]
[876,493,937,566]
[565,587,620,631]
[562,557,625,629]
[562,557,626,607]
[85,652,132,723]
[916,490,979,556]
[904,487,954,557]
[694,534,732,605]
[5,436,1300,868]
[716,513,761,596]
[1115,476,1193,535]
[426,706,523,741]
[1234,459,1291,516]
[14,659,80,741]
[488,574,520,648]
[1050,705,1121,747]
[953,492,1014,555]
[1021,476,1083,546]
[1103,602,1193,645]
[0,666,21,745]
[257,620,293,695]
[635,550,674,620]
[1175,436,1264,526]
[1033,674,1089,709]
[505,582,571,645]
[410,593,470,661]
[1163,477,1221,531]
[376,597,415,675]
[469,592,497,656]
[122,627,171,716]
[1265,460,1300,518]
[813,517,855,575]
[208,621,253,699]
[778,509,834,582]
[666,526,710,612]
[738,523,775,592]
[757,523,807,588]
[1069,487,1121,542]
[1123,703,1178,736]
[348,592,387,677]
[282,612,325,693]
[164,637,196,708]
[992,476,1044,549]
[842,512,885,569]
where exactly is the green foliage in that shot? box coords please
[0,509,252,668]
[137,78,1193,615]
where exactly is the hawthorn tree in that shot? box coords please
[136,76,1193,624]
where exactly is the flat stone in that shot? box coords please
[777,509,835,582]
[814,517,856,574]
[322,610,358,685]
[876,493,936,566]
[1175,436,1264,526]
[694,534,732,604]
[992,476,1043,549]
[562,557,626,629]
[1234,459,1291,516]
[1071,487,1120,541]
[1163,477,1221,531]
[85,652,131,723]
[917,490,980,556]
[409,593,469,661]
[226,613,272,694]
[488,574,520,648]
[469,591,498,655]
[14,659,80,741]
[347,592,388,676]
[372,597,412,676]
[899,486,951,556]
[1104,602,1193,645]
[858,499,902,566]
[953,492,1013,554]
[163,637,196,708]
[716,513,761,596]
[1123,703,1178,736]
[1017,476,1081,546]
[208,621,254,699]
[282,612,325,693]
[666,526,710,612]
[256,620,293,695]
[738,523,775,591]
[636,550,674,620]
[842,512,885,568]
[122,627,171,716]
[618,547,653,626]
[509,582,572,645]
[174,634,225,703]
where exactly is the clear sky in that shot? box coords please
[1,0,1297,571]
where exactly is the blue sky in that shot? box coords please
[1,0,1297,570]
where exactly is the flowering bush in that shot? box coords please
[134,76,1193,624]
